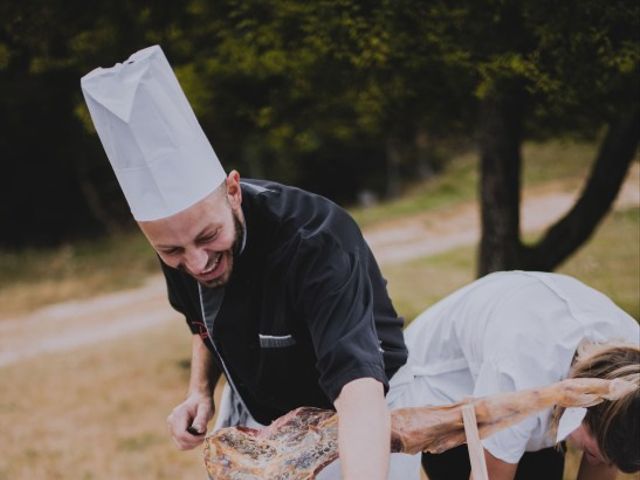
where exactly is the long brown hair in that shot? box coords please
[552,341,640,472]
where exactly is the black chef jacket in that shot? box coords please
[161,179,408,425]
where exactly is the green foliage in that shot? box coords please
[1,0,638,245]
[0,42,10,69]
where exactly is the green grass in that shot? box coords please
[0,232,158,318]
[384,246,476,323]
[384,207,640,325]
[520,139,604,189]
[351,138,599,228]
[559,207,640,319]
[351,149,479,227]
[0,232,155,287]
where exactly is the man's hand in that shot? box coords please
[167,333,221,450]
[167,392,214,450]
[334,377,390,480]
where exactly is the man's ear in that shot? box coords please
[225,170,242,208]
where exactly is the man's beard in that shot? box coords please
[198,211,245,289]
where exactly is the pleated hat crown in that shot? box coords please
[81,45,226,221]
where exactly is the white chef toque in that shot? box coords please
[80,45,226,221]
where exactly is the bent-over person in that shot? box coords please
[81,45,413,479]
[394,271,639,480]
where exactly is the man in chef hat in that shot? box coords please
[82,46,640,480]
[81,45,415,479]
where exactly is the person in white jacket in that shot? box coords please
[386,270,639,480]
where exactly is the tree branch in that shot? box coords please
[521,107,640,271]
[477,86,526,276]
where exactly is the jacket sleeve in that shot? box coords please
[159,258,208,338]
[290,234,388,403]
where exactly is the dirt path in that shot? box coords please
[366,162,639,264]
[1,164,638,367]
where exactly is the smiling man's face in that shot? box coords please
[139,170,244,288]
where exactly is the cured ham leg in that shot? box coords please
[204,378,634,479]
[391,377,633,455]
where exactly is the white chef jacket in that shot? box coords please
[389,270,639,464]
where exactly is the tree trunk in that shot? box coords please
[414,127,436,180]
[75,167,124,236]
[385,137,402,199]
[477,88,526,276]
[520,107,640,271]
[74,137,126,236]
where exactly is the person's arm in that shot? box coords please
[166,333,221,450]
[576,455,617,480]
[334,377,390,480]
[476,449,518,480]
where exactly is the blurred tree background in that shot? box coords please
[1,0,638,272]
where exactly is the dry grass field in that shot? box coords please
[0,318,205,479]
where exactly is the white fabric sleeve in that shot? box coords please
[473,356,546,464]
